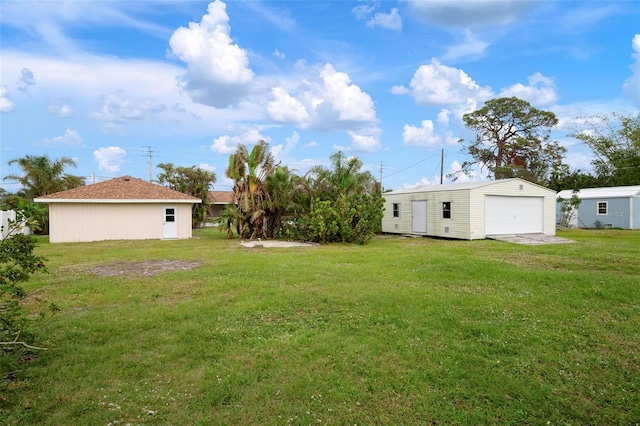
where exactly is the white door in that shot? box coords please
[163,206,178,239]
[412,200,428,234]
[485,196,543,235]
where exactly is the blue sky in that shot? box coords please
[1,0,639,193]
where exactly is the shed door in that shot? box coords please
[163,206,178,239]
[485,196,543,235]
[412,200,428,234]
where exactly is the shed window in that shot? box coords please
[392,203,400,218]
[165,208,176,222]
[442,202,452,219]
[597,201,608,215]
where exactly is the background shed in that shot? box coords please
[34,176,201,243]
[382,178,557,240]
[556,186,640,229]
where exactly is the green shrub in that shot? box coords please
[291,193,384,244]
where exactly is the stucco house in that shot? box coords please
[556,185,640,229]
[34,176,201,243]
[208,191,235,218]
[382,178,557,240]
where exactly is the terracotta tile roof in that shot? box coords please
[208,191,235,204]
[35,176,201,202]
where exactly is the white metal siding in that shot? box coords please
[412,201,428,234]
[485,196,543,235]
[427,190,472,239]
[382,179,556,239]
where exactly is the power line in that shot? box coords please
[384,153,441,179]
[140,146,158,182]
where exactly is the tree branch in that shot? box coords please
[0,333,50,350]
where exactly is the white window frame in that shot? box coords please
[442,201,452,219]
[392,203,400,218]
[597,201,608,215]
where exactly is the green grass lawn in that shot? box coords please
[2,229,639,425]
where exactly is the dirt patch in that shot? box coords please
[88,260,201,277]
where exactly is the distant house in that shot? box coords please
[556,186,640,229]
[382,178,557,240]
[34,176,201,243]
[208,191,235,218]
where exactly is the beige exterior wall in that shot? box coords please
[382,192,419,235]
[382,179,556,240]
[382,190,473,239]
[473,179,556,237]
[48,203,194,243]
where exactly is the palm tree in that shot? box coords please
[4,155,83,199]
[264,166,304,238]
[225,140,276,239]
[213,204,240,239]
[306,151,378,200]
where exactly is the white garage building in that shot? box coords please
[381,178,557,240]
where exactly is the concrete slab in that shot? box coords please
[487,233,574,245]
[240,240,318,248]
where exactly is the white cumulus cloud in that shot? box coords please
[94,146,127,173]
[267,87,310,123]
[47,101,72,117]
[317,63,377,123]
[440,30,489,62]
[43,129,84,147]
[198,163,216,173]
[265,63,381,151]
[168,0,254,108]
[367,8,402,31]
[349,131,381,152]
[437,109,450,126]
[623,34,640,105]
[403,120,439,147]
[446,160,487,183]
[210,128,272,154]
[271,130,300,160]
[90,92,166,133]
[0,86,14,113]
[499,72,558,106]
[398,59,492,106]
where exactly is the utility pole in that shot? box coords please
[142,146,154,182]
[379,161,384,193]
[440,148,444,185]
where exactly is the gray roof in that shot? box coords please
[387,178,543,194]
[557,185,640,200]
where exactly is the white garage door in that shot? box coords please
[485,196,543,235]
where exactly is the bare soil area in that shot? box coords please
[87,260,201,277]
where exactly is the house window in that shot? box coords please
[442,202,452,219]
[597,201,608,215]
[392,203,400,218]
